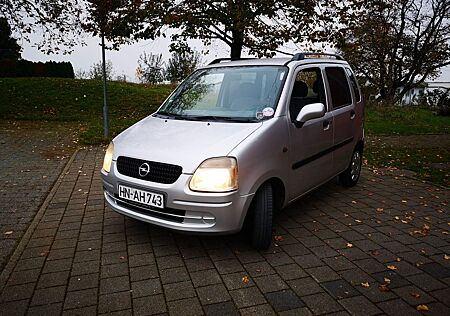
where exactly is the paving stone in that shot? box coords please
[64,288,98,310]
[244,261,275,277]
[292,254,323,269]
[371,270,411,289]
[265,289,304,312]
[0,299,29,316]
[160,266,190,284]
[185,256,214,272]
[163,281,196,301]
[133,294,167,315]
[321,279,359,299]
[406,273,447,291]
[430,287,450,306]
[253,274,289,293]
[68,273,98,291]
[323,256,356,272]
[100,275,130,294]
[222,272,255,290]
[305,266,340,283]
[167,297,203,316]
[204,301,239,316]
[302,292,343,315]
[27,303,63,315]
[30,286,66,306]
[196,283,231,305]
[215,258,244,274]
[274,263,307,280]
[377,298,421,316]
[230,286,266,308]
[190,268,222,287]
[338,295,381,316]
[37,270,70,289]
[98,291,131,313]
[131,278,162,298]
[287,277,324,297]
[240,304,277,315]
[420,262,450,279]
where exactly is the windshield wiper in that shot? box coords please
[183,116,260,123]
[154,111,185,119]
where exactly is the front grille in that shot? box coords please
[116,156,182,184]
[114,194,185,223]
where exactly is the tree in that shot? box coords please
[336,0,450,102]
[89,60,115,80]
[133,0,363,59]
[165,46,201,83]
[136,52,165,84]
[1,0,82,54]
[0,18,21,60]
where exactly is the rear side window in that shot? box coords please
[345,68,361,102]
[325,67,352,108]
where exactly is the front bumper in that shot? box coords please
[101,161,254,234]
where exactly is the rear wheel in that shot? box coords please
[339,147,362,187]
[251,182,273,249]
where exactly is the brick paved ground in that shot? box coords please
[0,121,77,270]
[0,146,449,315]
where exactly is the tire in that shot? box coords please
[339,147,363,187]
[251,182,273,249]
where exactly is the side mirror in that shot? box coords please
[295,103,326,127]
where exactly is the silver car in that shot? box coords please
[101,53,364,249]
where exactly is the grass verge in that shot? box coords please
[364,147,450,187]
[365,105,450,135]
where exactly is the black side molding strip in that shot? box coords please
[292,137,354,170]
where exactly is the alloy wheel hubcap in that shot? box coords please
[350,151,361,181]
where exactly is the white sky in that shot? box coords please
[20,31,450,83]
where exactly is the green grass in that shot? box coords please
[365,105,450,135]
[0,78,173,144]
[364,147,449,187]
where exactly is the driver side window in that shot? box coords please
[289,67,326,121]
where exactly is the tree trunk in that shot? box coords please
[230,29,244,59]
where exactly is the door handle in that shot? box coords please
[350,110,356,119]
[323,119,332,131]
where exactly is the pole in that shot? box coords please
[101,33,109,139]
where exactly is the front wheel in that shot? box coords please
[339,147,362,187]
[251,182,273,249]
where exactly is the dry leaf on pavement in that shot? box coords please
[444,254,450,260]
[3,231,13,235]
[242,276,249,284]
[411,292,421,299]
[416,305,429,311]
[361,282,370,288]
[274,235,284,242]
[346,243,353,248]
[387,265,397,270]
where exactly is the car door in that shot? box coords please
[287,65,334,202]
[324,66,356,174]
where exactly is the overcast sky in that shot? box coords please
[20,32,450,83]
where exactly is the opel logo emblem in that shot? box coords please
[138,163,150,177]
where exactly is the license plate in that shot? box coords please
[118,185,164,209]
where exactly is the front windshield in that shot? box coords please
[156,66,288,122]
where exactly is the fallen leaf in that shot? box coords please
[379,283,390,292]
[242,276,249,284]
[274,235,284,242]
[416,305,429,311]
[119,256,125,260]
[402,200,407,203]
[376,208,384,213]
[371,250,380,256]
[387,265,397,270]
[3,231,13,235]
[361,282,370,288]
[352,200,357,204]
[411,292,421,299]
[396,258,401,262]
[383,277,391,284]
[394,216,400,220]
[346,243,353,248]
[355,219,362,223]
[444,254,450,260]
[401,220,408,224]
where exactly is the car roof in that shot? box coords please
[200,57,349,69]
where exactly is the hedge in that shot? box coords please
[0,59,74,78]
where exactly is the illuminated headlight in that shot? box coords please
[189,157,238,192]
[102,142,114,173]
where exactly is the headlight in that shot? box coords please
[189,157,238,192]
[103,142,114,173]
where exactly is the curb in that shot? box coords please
[0,148,79,292]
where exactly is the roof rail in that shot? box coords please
[208,57,255,65]
[290,52,344,61]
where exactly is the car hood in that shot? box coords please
[113,116,263,173]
